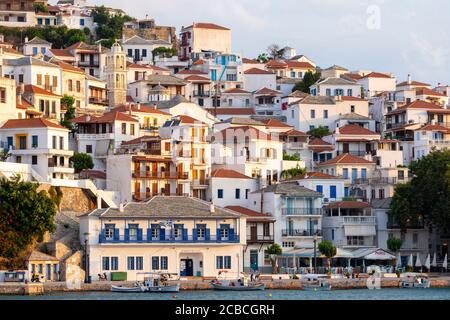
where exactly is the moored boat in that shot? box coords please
[111,283,148,293]
[141,272,181,293]
[400,273,430,288]
[301,274,332,291]
[211,281,265,291]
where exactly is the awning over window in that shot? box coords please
[344,225,376,236]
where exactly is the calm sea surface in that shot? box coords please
[1,288,450,300]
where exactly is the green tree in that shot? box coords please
[283,153,301,161]
[318,241,337,272]
[266,244,282,274]
[390,149,450,234]
[34,3,48,13]
[60,94,76,130]
[281,165,306,180]
[387,237,403,253]
[292,71,321,93]
[0,176,57,260]
[256,53,269,63]
[307,126,331,138]
[71,153,94,173]
[152,47,177,63]
[0,149,11,162]
[48,186,63,213]
[92,6,133,47]
[267,44,286,60]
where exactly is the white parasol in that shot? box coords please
[407,254,414,267]
[425,254,431,271]
[432,253,437,267]
[443,254,448,270]
[396,252,402,268]
[415,253,422,268]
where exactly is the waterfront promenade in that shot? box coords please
[1,275,450,296]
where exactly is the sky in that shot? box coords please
[85,0,450,85]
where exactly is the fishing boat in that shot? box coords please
[301,274,332,291]
[111,282,148,293]
[211,272,265,291]
[141,272,180,293]
[400,273,430,288]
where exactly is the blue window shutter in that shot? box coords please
[124,229,130,242]
[182,229,188,241]
[330,186,337,199]
[344,187,349,197]
[217,229,221,241]
[147,228,152,241]
[205,229,210,241]
[114,228,119,241]
[192,229,198,241]
[159,228,165,241]
[316,185,323,194]
[229,229,235,241]
[137,229,143,241]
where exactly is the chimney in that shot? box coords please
[335,126,340,134]
[210,204,215,213]
[25,36,28,43]
[128,104,132,116]
[407,74,412,85]
[137,103,141,110]
[119,203,124,212]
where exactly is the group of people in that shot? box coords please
[249,271,261,283]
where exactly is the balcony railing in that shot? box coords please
[132,171,189,180]
[246,157,268,164]
[192,179,209,187]
[281,208,323,216]
[282,229,322,237]
[386,122,408,130]
[429,140,450,147]
[89,97,108,105]
[342,216,377,225]
[284,142,307,150]
[193,90,211,97]
[246,235,274,244]
[336,151,369,157]
[99,229,240,244]
[354,177,411,185]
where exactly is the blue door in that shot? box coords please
[180,259,193,276]
[316,185,323,194]
[352,169,358,183]
[330,186,337,200]
[250,250,259,271]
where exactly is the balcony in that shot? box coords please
[336,150,369,157]
[246,157,268,164]
[386,122,408,130]
[281,208,323,216]
[99,229,240,244]
[284,142,307,150]
[354,177,411,185]
[282,229,322,237]
[76,133,114,140]
[429,140,450,147]
[342,216,377,225]
[193,90,211,97]
[78,60,100,68]
[132,171,189,180]
[89,97,108,105]
[246,235,274,244]
[191,179,209,187]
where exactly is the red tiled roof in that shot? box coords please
[205,108,256,115]
[244,68,274,75]
[416,88,446,97]
[342,73,363,81]
[122,135,155,146]
[361,72,392,79]
[266,60,287,69]
[397,80,430,87]
[22,85,61,98]
[178,115,208,125]
[114,104,171,116]
[80,170,106,179]
[126,62,169,72]
[225,206,274,221]
[254,87,280,96]
[16,97,33,109]
[287,172,343,181]
[242,58,262,64]
[280,129,308,136]
[223,88,251,94]
[211,169,253,179]
[184,75,211,82]
[309,138,333,146]
[417,124,450,133]
[285,61,315,69]
[49,49,74,58]
[72,111,139,124]
[51,60,84,74]
[262,119,292,128]
[177,69,208,75]
[189,23,230,31]
[193,59,205,66]
[1,118,66,130]
[403,100,443,110]
[340,96,367,101]
[324,201,371,209]
[318,153,374,166]
[338,124,378,135]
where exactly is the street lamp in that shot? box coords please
[83,232,90,284]
[313,234,318,274]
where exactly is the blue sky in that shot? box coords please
[86,0,450,85]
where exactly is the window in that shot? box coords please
[282,242,295,248]
[52,76,57,87]
[216,256,232,269]
[128,49,132,57]
[122,123,127,134]
[32,135,38,148]
[263,223,270,237]
[102,257,110,271]
[330,186,337,199]
[0,87,6,103]
[160,256,168,270]
[59,137,64,150]
[37,74,42,85]
[217,189,224,199]
[361,168,367,180]
[342,168,349,179]
[76,81,81,92]
[310,109,315,119]
[18,136,27,150]
[135,257,143,270]
[291,110,295,119]
[52,136,57,149]
[152,256,159,270]
[86,145,93,154]
[130,124,135,135]
[326,89,331,96]
[379,189,385,199]
[351,105,355,113]
[142,49,147,57]
[235,189,240,199]
[245,189,250,199]
[347,89,353,96]
[324,110,328,119]
[398,170,405,180]
[32,156,38,165]
[127,257,135,270]
[111,257,119,270]
[80,18,85,26]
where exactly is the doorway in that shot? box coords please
[250,250,259,271]
[180,259,193,276]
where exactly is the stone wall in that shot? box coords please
[37,185,96,214]
[123,27,177,48]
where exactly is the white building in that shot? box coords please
[0,118,74,181]
[122,35,172,65]
[310,77,361,97]
[79,196,246,280]
[356,72,396,98]
[413,123,450,160]
[23,37,52,56]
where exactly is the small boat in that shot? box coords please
[211,281,265,291]
[301,274,332,291]
[141,272,181,293]
[400,273,430,288]
[111,282,148,293]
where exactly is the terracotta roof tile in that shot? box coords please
[244,68,274,75]
[225,206,274,221]
[22,84,61,98]
[211,169,253,179]
[338,124,378,135]
[223,88,251,94]
[1,118,66,130]
[318,153,374,166]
